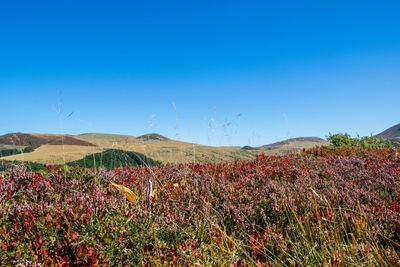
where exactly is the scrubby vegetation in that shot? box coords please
[327,133,395,149]
[67,149,162,169]
[0,147,399,265]
[0,145,39,157]
[0,159,46,172]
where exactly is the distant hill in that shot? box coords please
[241,145,259,150]
[0,133,95,147]
[78,133,133,142]
[137,133,170,141]
[260,137,328,150]
[67,149,162,169]
[75,133,257,164]
[374,123,400,146]
[375,123,400,141]
[243,137,329,152]
[1,132,330,165]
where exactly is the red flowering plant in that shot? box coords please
[0,147,400,265]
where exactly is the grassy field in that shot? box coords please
[1,145,103,164]
[76,133,259,164]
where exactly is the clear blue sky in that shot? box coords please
[1,0,399,146]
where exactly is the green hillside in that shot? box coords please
[67,149,162,169]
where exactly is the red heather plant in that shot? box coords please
[0,147,399,265]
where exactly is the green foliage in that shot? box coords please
[327,133,393,149]
[0,145,39,157]
[67,149,162,169]
[22,145,39,153]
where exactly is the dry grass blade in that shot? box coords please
[111,182,138,203]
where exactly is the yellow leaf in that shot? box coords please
[111,182,138,203]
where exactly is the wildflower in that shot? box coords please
[73,232,79,242]
[122,248,132,254]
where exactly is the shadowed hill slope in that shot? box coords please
[67,149,162,169]
[375,123,400,142]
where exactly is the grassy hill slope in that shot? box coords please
[1,145,103,164]
[76,133,258,164]
[67,149,162,169]
[242,137,330,154]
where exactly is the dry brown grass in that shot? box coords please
[76,133,258,164]
[1,145,103,164]
[76,134,328,164]
[75,134,260,163]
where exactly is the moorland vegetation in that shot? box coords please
[0,142,399,265]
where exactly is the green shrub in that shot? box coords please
[67,149,162,169]
[327,133,393,149]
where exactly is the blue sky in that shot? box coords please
[1,0,399,146]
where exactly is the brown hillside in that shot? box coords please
[0,133,96,147]
[375,123,400,140]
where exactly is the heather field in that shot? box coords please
[1,147,400,266]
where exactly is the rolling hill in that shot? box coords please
[137,133,170,141]
[0,133,95,147]
[75,133,257,164]
[67,149,162,169]
[242,137,329,153]
[375,123,400,144]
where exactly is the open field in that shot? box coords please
[1,147,399,265]
[1,145,103,164]
[76,133,260,164]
